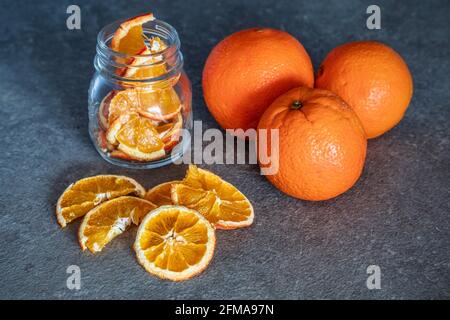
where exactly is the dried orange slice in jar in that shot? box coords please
[79,196,156,253]
[107,90,139,126]
[155,113,183,153]
[105,87,182,143]
[122,37,168,80]
[123,37,183,122]
[135,87,182,121]
[171,165,254,229]
[111,13,155,56]
[156,112,182,142]
[145,181,182,206]
[56,175,145,228]
[110,13,155,77]
[115,114,165,161]
[97,13,185,164]
[134,205,216,281]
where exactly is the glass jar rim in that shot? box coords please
[96,18,181,60]
[94,17,184,84]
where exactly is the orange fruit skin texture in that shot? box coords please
[257,87,367,201]
[202,28,314,133]
[315,41,413,139]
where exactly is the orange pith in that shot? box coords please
[145,181,182,206]
[79,196,157,253]
[56,175,145,228]
[171,165,254,229]
[134,205,216,281]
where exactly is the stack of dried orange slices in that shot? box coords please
[97,13,184,162]
[56,165,254,281]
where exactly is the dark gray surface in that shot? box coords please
[0,0,449,299]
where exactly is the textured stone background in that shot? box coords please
[0,0,449,299]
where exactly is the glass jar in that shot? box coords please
[88,18,192,169]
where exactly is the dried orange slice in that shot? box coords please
[145,181,182,206]
[136,87,182,121]
[171,165,254,229]
[79,196,156,253]
[106,113,135,146]
[122,38,168,80]
[107,91,139,126]
[156,112,183,143]
[56,175,145,228]
[134,205,216,281]
[115,114,165,161]
[111,13,154,55]
[106,88,181,129]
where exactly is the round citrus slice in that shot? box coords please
[116,114,166,161]
[111,13,155,55]
[145,181,182,206]
[56,175,145,228]
[171,165,254,229]
[106,88,181,131]
[79,196,157,253]
[134,205,216,281]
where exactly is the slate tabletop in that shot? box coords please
[0,0,449,299]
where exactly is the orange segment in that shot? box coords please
[171,165,254,229]
[116,114,165,161]
[56,175,145,228]
[79,196,157,253]
[110,13,154,55]
[145,181,182,206]
[134,205,215,281]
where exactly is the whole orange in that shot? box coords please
[202,28,314,132]
[257,87,367,201]
[315,41,413,139]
